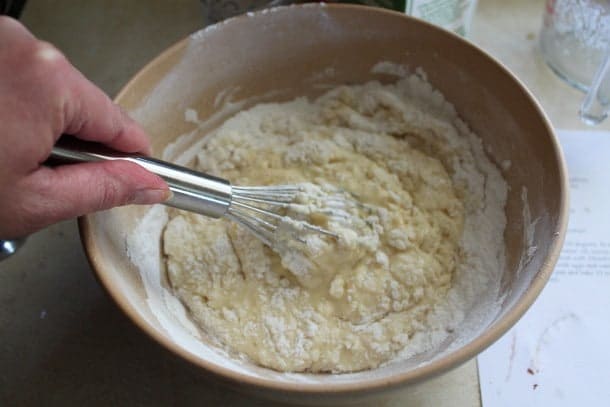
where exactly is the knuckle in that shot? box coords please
[3,190,51,238]
[15,41,70,101]
[18,41,70,87]
[33,41,67,65]
[97,177,128,209]
[0,15,25,33]
[0,15,14,26]
[108,102,126,140]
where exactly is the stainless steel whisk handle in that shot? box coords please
[48,137,233,218]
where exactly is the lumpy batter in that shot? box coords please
[162,76,505,373]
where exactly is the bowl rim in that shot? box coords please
[79,3,569,396]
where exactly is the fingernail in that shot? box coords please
[132,189,172,205]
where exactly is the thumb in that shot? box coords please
[7,160,169,237]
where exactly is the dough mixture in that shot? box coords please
[162,76,507,373]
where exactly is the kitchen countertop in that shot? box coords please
[1,0,605,405]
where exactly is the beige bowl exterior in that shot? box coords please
[79,4,568,404]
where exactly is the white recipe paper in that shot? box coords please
[478,130,610,406]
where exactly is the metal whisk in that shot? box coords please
[49,137,338,248]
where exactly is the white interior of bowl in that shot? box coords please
[84,4,566,388]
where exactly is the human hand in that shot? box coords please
[0,16,170,239]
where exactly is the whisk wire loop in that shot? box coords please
[227,185,340,245]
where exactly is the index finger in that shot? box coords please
[60,65,152,155]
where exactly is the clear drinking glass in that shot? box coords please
[539,0,610,124]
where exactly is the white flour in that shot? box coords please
[158,74,508,373]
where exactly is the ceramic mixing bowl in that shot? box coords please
[79,4,568,404]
